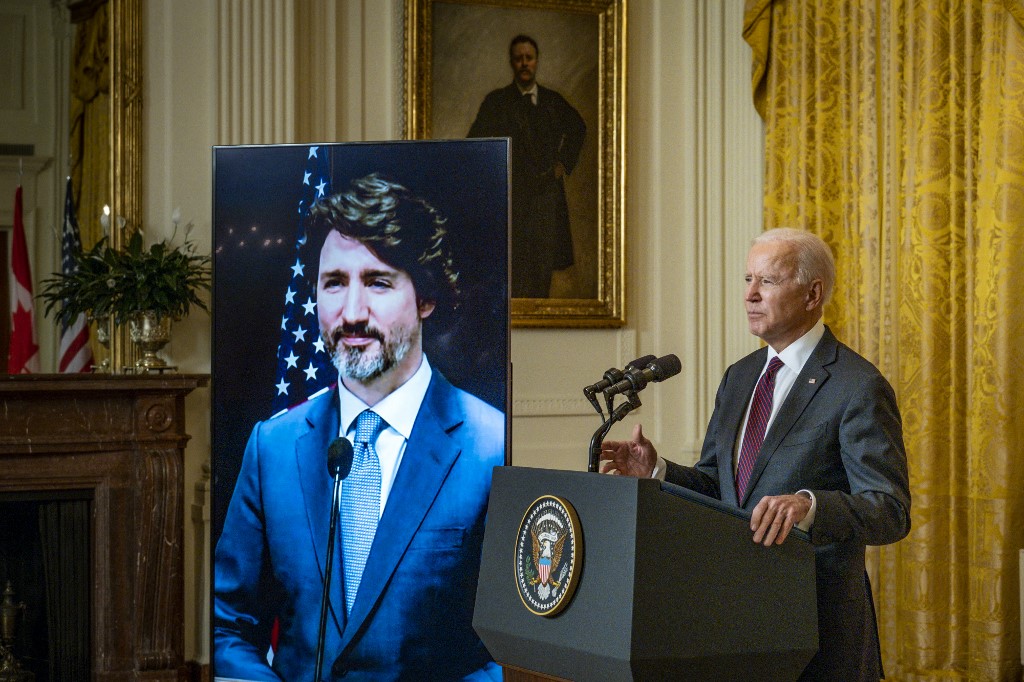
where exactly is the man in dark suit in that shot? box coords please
[468,34,586,298]
[600,228,911,681]
[214,174,504,680]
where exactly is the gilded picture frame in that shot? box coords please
[404,0,626,327]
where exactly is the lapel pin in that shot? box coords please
[808,378,816,384]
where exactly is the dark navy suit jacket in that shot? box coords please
[665,327,911,681]
[213,370,505,681]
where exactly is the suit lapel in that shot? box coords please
[339,373,463,649]
[296,391,345,635]
[719,350,768,507]
[739,330,839,506]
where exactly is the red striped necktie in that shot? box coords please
[735,356,785,501]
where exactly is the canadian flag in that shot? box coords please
[8,186,39,373]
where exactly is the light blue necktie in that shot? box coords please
[342,409,385,615]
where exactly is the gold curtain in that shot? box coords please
[70,2,110,250]
[744,0,1024,679]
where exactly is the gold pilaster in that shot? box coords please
[108,0,143,371]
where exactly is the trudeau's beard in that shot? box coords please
[323,320,413,382]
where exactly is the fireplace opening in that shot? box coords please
[0,490,91,681]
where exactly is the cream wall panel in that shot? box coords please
[338,0,364,139]
[295,2,337,141]
[217,0,295,144]
[0,10,27,112]
[0,1,52,140]
[510,327,638,470]
[294,0,402,142]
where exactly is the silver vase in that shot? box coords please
[128,311,173,370]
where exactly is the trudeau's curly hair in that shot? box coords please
[300,173,460,314]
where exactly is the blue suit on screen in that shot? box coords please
[213,370,505,681]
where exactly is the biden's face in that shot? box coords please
[743,240,821,352]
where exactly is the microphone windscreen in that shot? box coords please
[651,354,682,381]
[626,354,657,371]
[327,437,354,479]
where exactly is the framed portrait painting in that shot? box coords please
[405,0,626,327]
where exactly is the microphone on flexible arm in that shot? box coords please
[602,354,682,401]
[587,353,682,472]
[315,437,354,682]
[583,355,657,417]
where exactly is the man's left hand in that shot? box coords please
[750,493,811,546]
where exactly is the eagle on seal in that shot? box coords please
[531,527,566,587]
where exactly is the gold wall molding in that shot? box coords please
[108,0,143,371]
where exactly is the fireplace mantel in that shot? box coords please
[0,374,209,680]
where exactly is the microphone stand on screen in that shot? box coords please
[315,437,354,681]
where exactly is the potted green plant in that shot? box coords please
[40,213,211,370]
[39,236,119,325]
[108,228,211,324]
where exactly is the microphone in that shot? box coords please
[602,354,681,399]
[327,437,354,478]
[583,355,657,398]
[316,436,354,681]
[587,353,680,472]
[626,354,658,372]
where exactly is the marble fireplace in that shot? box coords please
[0,374,207,680]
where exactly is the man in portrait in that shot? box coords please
[213,173,504,680]
[468,34,586,299]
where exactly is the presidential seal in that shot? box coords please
[514,495,582,616]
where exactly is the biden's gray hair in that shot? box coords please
[753,227,835,305]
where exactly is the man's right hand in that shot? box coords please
[599,423,659,478]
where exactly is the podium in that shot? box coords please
[473,466,818,681]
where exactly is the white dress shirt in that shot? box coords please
[337,356,433,519]
[733,319,826,468]
[517,83,538,105]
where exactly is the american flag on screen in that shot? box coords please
[58,177,94,373]
[269,146,337,417]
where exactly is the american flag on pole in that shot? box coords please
[58,177,94,373]
[269,145,338,417]
[7,185,39,373]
